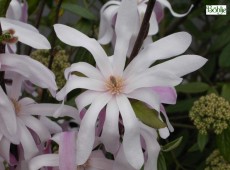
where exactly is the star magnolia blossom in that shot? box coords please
[98,0,193,47]
[28,132,113,170]
[54,0,207,168]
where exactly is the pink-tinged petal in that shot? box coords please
[154,1,164,22]
[0,86,17,135]
[0,54,57,96]
[64,62,104,80]
[6,0,22,20]
[98,1,119,44]
[159,0,193,17]
[127,88,160,112]
[160,105,174,132]
[123,32,192,78]
[20,0,28,22]
[96,108,106,136]
[101,97,120,153]
[141,128,160,170]
[76,92,111,165]
[124,71,182,93]
[17,119,39,160]
[59,131,76,170]
[0,18,50,49]
[54,24,112,78]
[152,87,177,104]
[113,0,138,76]
[75,90,101,112]
[153,55,208,77]
[28,154,59,170]
[113,145,136,170]
[40,117,62,134]
[19,115,51,143]
[56,75,105,101]
[116,95,144,169]
[20,103,80,123]
[0,137,11,163]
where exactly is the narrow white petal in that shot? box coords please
[40,116,62,134]
[160,105,174,132]
[158,127,170,139]
[56,75,105,101]
[127,88,160,112]
[148,12,159,35]
[113,0,139,75]
[101,97,120,153]
[76,92,111,165]
[28,154,59,170]
[6,0,22,20]
[116,95,144,169]
[54,24,112,78]
[124,32,192,78]
[0,18,50,49]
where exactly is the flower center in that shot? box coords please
[106,76,124,95]
[11,98,21,115]
[0,29,18,44]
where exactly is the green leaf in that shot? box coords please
[217,127,230,161]
[0,0,11,17]
[176,82,209,93]
[131,101,166,129]
[166,98,196,113]
[75,19,93,35]
[162,136,183,152]
[221,84,230,102]
[62,3,96,20]
[197,133,209,152]
[210,28,230,52]
[157,152,167,170]
[219,43,230,68]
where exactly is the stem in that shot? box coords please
[0,23,6,92]
[129,0,156,61]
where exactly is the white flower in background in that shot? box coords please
[54,0,206,169]
[98,0,193,55]
[6,0,28,22]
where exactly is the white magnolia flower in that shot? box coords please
[54,0,206,169]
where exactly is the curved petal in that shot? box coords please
[152,87,177,104]
[124,32,192,78]
[154,1,164,22]
[76,92,111,165]
[75,90,101,112]
[19,115,51,143]
[18,97,35,106]
[124,71,182,93]
[160,105,174,132]
[113,0,139,76]
[0,18,51,49]
[158,127,170,139]
[17,118,39,160]
[54,24,112,78]
[158,0,194,17]
[40,116,62,134]
[6,0,22,20]
[20,0,28,22]
[28,154,59,170]
[64,62,104,80]
[56,75,105,101]
[152,55,208,77]
[0,54,58,96]
[101,97,120,153]
[127,88,160,112]
[116,94,144,169]
[0,86,17,135]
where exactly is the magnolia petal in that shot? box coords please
[6,0,22,20]
[28,154,59,170]
[40,117,62,134]
[101,97,120,153]
[124,71,182,93]
[154,1,164,22]
[18,119,39,160]
[153,55,208,77]
[160,105,174,132]
[158,127,170,139]
[116,95,144,169]
[0,137,10,163]
[20,115,51,143]
[124,32,192,78]
[76,92,111,165]
[0,54,57,95]
[64,62,104,80]
[152,87,177,104]
[127,88,160,112]
[75,90,101,112]
[90,157,114,170]
[20,0,28,22]
[59,132,76,170]
[158,0,194,17]
[0,18,50,49]
[0,86,17,135]
[56,75,105,101]
[113,0,139,76]
[54,24,112,78]
[19,97,35,106]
